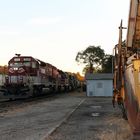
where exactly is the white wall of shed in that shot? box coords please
[86,80,113,97]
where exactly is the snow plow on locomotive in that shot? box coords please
[0,54,80,99]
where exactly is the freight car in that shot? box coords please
[0,54,79,99]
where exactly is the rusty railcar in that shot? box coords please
[113,0,140,138]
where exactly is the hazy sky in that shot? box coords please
[0,0,130,74]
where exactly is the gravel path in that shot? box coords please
[47,97,133,140]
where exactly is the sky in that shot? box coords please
[0,0,130,74]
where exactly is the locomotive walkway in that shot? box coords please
[0,91,132,140]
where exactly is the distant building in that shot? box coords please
[85,73,113,97]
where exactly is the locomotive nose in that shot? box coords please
[18,67,25,73]
[9,67,25,74]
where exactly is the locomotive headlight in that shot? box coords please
[14,67,18,70]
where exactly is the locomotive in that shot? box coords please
[0,54,80,99]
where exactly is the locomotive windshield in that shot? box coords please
[10,62,23,67]
[9,62,31,67]
[8,57,33,67]
[9,57,38,69]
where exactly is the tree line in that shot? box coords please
[75,45,113,74]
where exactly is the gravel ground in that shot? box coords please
[46,97,133,140]
[0,92,84,140]
[0,92,133,140]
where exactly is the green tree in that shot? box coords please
[100,54,113,73]
[75,45,105,73]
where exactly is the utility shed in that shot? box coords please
[85,73,113,97]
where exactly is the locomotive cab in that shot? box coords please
[0,55,38,99]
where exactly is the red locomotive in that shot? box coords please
[0,54,80,99]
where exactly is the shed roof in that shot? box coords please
[85,73,113,80]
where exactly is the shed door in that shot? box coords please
[95,82,104,96]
